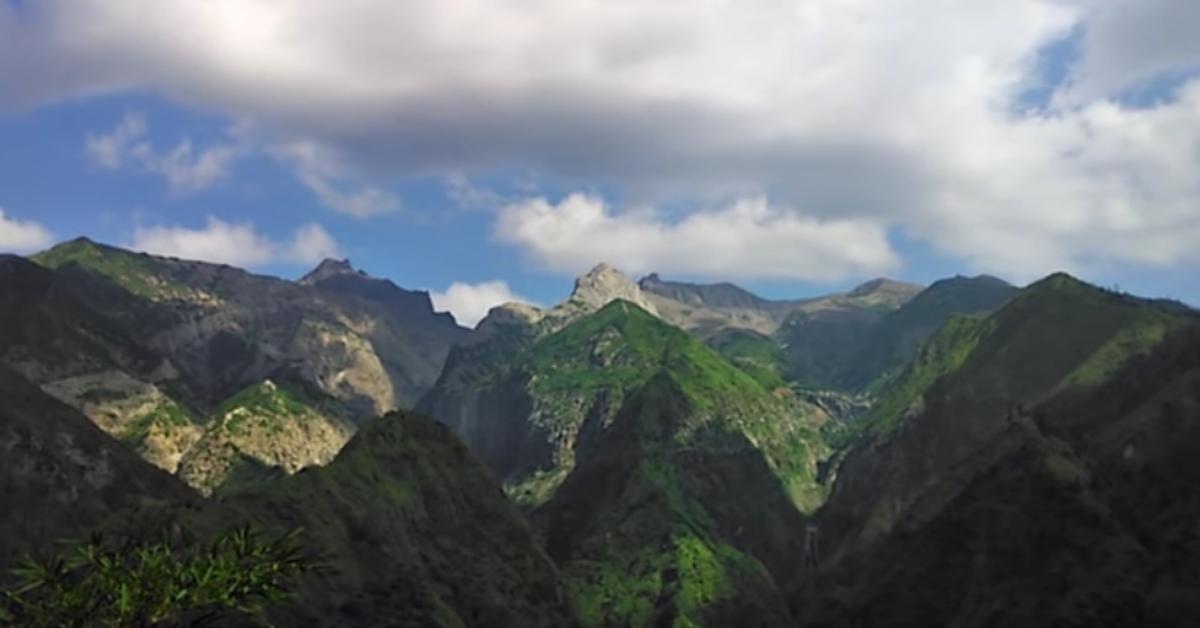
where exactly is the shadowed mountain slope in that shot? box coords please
[797,274,1199,627]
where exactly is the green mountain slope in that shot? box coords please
[422,300,829,510]
[178,411,577,627]
[423,296,832,625]
[799,274,1198,626]
[839,274,1017,390]
[0,254,205,472]
[0,365,194,577]
[706,328,792,390]
[0,367,576,625]
[800,319,1200,627]
[534,375,799,627]
[177,379,355,495]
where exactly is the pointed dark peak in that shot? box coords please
[299,258,363,285]
[1027,271,1090,293]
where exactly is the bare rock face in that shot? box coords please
[298,258,360,285]
[9,241,471,489]
[563,263,658,314]
[177,379,354,495]
[29,241,468,416]
[471,263,658,338]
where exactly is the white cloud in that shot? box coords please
[129,217,339,267]
[274,140,399,218]
[85,113,245,193]
[496,194,899,282]
[430,280,527,328]
[1059,0,1200,105]
[445,174,504,211]
[6,1,1200,279]
[0,208,54,253]
[287,222,341,265]
[85,112,147,169]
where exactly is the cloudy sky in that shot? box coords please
[2,0,1199,325]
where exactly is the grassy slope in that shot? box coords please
[178,380,352,494]
[31,239,198,302]
[185,411,577,627]
[801,321,1200,627]
[804,274,1197,623]
[506,301,827,509]
[839,275,1017,391]
[531,305,831,626]
[536,375,802,628]
[706,328,792,390]
[841,274,1186,449]
[826,313,992,448]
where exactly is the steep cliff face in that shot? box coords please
[7,240,471,489]
[419,264,665,504]
[0,255,204,472]
[798,275,1198,627]
[32,239,466,416]
[299,257,469,401]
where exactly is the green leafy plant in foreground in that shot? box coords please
[0,526,320,627]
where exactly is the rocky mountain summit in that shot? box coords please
[474,263,659,337]
[12,239,469,493]
[8,238,1200,626]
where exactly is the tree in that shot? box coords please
[1,526,321,627]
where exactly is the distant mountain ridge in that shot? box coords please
[14,238,469,493]
[638,272,922,338]
[799,273,1199,626]
[6,237,1200,626]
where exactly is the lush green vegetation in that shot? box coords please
[706,329,792,390]
[216,381,325,436]
[202,411,575,627]
[829,273,1190,450]
[0,527,318,627]
[542,374,801,627]
[31,239,197,301]
[119,399,196,446]
[523,300,693,396]
[827,313,992,447]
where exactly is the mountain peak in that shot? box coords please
[844,277,923,308]
[848,277,904,296]
[299,258,361,285]
[568,263,646,310]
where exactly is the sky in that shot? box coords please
[1,1,1199,327]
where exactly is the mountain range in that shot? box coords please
[1,238,1197,626]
